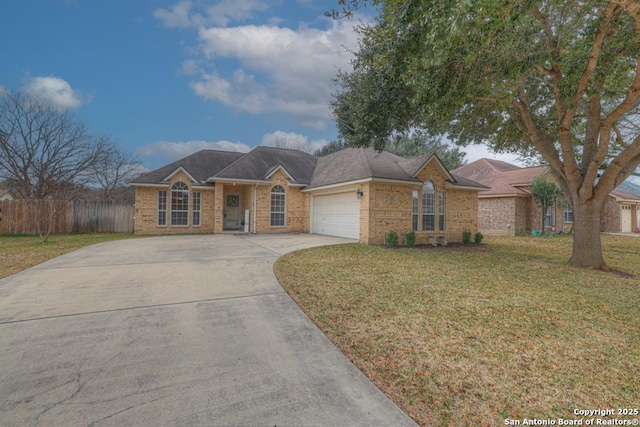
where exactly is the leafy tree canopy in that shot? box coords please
[331,0,640,269]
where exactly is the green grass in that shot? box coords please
[0,233,137,280]
[275,235,639,426]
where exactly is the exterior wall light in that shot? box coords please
[356,188,364,199]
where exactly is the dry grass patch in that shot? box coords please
[275,235,639,426]
[0,233,137,279]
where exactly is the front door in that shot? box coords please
[224,194,241,230]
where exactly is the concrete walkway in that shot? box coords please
[0,234,416,426]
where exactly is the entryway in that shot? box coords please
[224,193,241,230]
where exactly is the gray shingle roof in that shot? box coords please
[131,150,244,185]
[308,148,422,188]
[132,146,488,191]
[214,146,317,183]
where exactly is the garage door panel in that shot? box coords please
[312,193,360,239]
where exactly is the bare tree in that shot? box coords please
[87,139,141,200]
[270,135,317,154]
[0,91,107,241]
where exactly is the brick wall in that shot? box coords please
[362,161,480,244]
[253,170,309,233]
[602,196,621,233]
[478,197,516,235]
[134,171,215,234]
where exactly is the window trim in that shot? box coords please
[422,181,436,231]
[564,201,573,223]
[544,204,555,227]
[171,182,190,227]
[192,191,201,227]
[158,190,167,227]
[412,190,419,232]
[270,185,286,227]
[438,191,446,231]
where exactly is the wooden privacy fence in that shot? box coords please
[0,200,134,234]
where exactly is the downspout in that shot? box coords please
[253,181,258,234]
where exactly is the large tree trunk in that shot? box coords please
[570,197,609,271]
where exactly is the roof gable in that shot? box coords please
[212,146,317,184]
[131,149,244,185]
[452,159,548,196]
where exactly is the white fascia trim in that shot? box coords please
[445,182,491,191]
[207,177,272,185]
[191,185,215,190]
[287,183,307,188]
[130,183,170,188]
[162,166,198,183]
[265,165,295,181]
[303,177,420,193]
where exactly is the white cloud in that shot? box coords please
[190,20,361,128]
[135,139,251,162]
[205,0,268,27]
[154,1,199,28]
[154,0,268,29]
[180,59,203,75]
[261,130,329,153]
[23,76,88,110]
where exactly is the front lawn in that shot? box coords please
[275,235,639,426]
[0,233,137,280]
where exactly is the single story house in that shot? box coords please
[0,189,16,201]
[131,146,489,244]
[452,158,640,235]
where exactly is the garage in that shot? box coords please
[312,191,360,239]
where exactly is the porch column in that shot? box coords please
[214,181,224,233]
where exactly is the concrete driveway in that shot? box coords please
[0,234,416,426]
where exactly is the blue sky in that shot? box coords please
[1,0,517,170]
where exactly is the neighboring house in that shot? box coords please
[452,158,640,235]
[131,146,489,244]
[0,189,16,201]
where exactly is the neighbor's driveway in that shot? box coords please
[0,234,416,426]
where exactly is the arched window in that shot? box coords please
[270,185,286,227]
[422,181,436,231]
[171,182,189,226]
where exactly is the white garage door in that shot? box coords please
[312,192,360,239]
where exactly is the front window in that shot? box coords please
[545,205,554,227]
[422,181,436,231]
[439,192,446,231]
[412,190,419,231]
[171,182,189,226]
[158,190,167,226]
[270,185,285,227]
[193,191,201,226]
[564,202,573,223]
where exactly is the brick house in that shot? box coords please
[452,158,640,235]
[131,146,489,244]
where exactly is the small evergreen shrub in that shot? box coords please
[405,231,416,247]
[387,230,399,247]
[474,232,484,244]
[462,229,472,244]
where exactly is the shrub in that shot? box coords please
[405,231,416,247]
[462,229,472,244]
[387,230,399,247]
[474,232,484,244]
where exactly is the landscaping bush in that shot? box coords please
[386,230,399,247]
[474,232,484,244]
[462,229,472,244]
[405,231,416,247]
